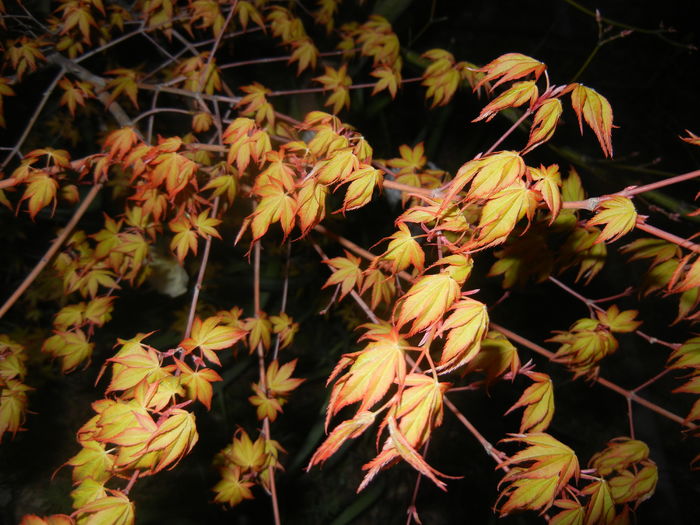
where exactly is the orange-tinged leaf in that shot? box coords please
[396,273,460,335]
[380,223,425,273]
[360,267,396,310]
[307,411,376,469]
[20,514,74,525]
[390,373,449,447]
[476,53,546,90]
[249,181,297,241]
[266,359,304,396]
[316,148,358,185]
[371,65,401,98]
[213,467,255,507]
[590,437,650,476]
[608,461,657,505]
[71,478,108,509]
[550,499,584,525]
[296,178,328,236]
[106,345,164,393]
[498,433,579,515]
[74,490,134,525]
[146,408,198,472]
[289,37,319,74]
[323,251,363,300]
[176,359,222,410]
[524,98,563,153]
[506,372,555,433]
[0,379,31,439]
[21,172,58,219]
[587,196,637,244]
[680,129,700,147]
[595,305,641,333]
[105,68,139,107]
[327,329,406,425]
[340,163,382,211]
[436,297,488,372]
[443,150,526,206]
[180,316,246,365]
[531,164,562,223]
[470,180,536,250]
[581,479,616,525]
[65,440,115,483]
[571,84,614,157]
[667,336,700,370]
[474,80,539,122]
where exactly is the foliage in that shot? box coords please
[0,1,698,524]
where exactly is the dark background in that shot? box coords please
[1,1,699,524]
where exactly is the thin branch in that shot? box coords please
[184,197,220,339]
[272,241,292,361]
[0,180,104,319]
[490,323,695,430]
[484,109,532,156]
[635,220,700,254]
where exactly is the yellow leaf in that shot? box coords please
[21,172,58,220]
[524,98,563,153]
[75,491,134,525]
[396,273,460,335]
[474,80,539,122]
[587,196,637,243]
[571,84,614,157]
[379,223,425,273]
[476,53,546,90]
[437,297,489,372]
[340,163,382,211]
[531,164,562,223]
[146,409,198,472]
[323,251,363,300]
[181,316,246,365]
[505,372,555,433]
[296,178,328,236]
[307,411,376,469]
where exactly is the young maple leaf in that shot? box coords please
[314,64,352,114]
[246,180,297,242]
[243,314,273,352]
[65,439,114,483]
[379,223,425,273]
[289,37,319,74]
[0,379,31,440]
[105,68,139,107]
[421,49,462,107]
[371,65,401,98]
[270,313,299,350]
[387,142,426,174]
[389,373,450,447]
[581,479,616,524]
[237,82,274,126]
[360,267,396,309]
[443,150,526,207]
[20,514,75,525]
[497,433,579,516]
[146,408,198,472]
[176,359,222,410]
[180,316,246,366]
[296,178,328,236]
[58,77,94,116]
[307,411,376,469]
[436,297,489,372]
[213,467,255,507]
[20,172,58,220]
[667,336,700,370]
[590,437,650,476]
[396,273,460,336]
[266,359,305,397]
[548,500,584,525]
[530,164,562,223]
[74,490,134,525]
[505,372,555,433]
[608,461,658,505]
[595,305,641,333]
[323,251,364,300]
[473,80,539,122]
[587,196,637,244]
[169,216,198,263]
[326,329,407,426]
[680,129,700,147]
[469,181,537,251]
[571,84,614,157]
[523,98,563,153]
[340,164,382,212]
[476,53,546,91]
[106,344,167,393]
[103,127,139,161]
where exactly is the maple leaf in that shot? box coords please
[21,172,58,220]
[0,379,31,440]
[421,49,462,107]
[70,478,107,509]
[180,316,246,366]
[549,499,584,525]
[323,251,364,300]
[581,479,616,524]
[595,305,641,333]
[105,68,139,107]
[74,490,134,525]
[587,196,637,244]
[371,65,401,98]
[289,37,319,74]
[396,273,460,335]
[20,514,74,525]
[340,163,382,212]
[314,64,352,114]
[103,127,139,161]
[5,37,45,81]
[58,77,94,116]
[270,312,299,350]
[266,359,304,397]
[476,53,546,91]
[524,98,563,153]
[175,360,222,410]
[106,344,167,393]
[169,216,198,263]
[680,129,700,147]
[497,433,579,515]
[590,437,650,476]
[244,314,273,352]
[65,440,115,483]
[296,178,328,236]
[470,180,537,250]
[387,143,426,173]
[42,329,94,373]
[436,297,489,372]
[150,151,197,198]
[316,148,358,185]
[247,180,297,242]
[326,329,407,426]
[146,408,198,472]
[203,171,238,205]
[474,80,539,122]
[237,82,274,126]
[667,336,700,370]
[506,372,555,433]
[530,164,562,222]
[307,411,376,469]
[379,223,425,273]
[213,467,255,507]
[390,373,449,447]
[571,84,614,157]
[609,461,657,505]
[442,150,526,206]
